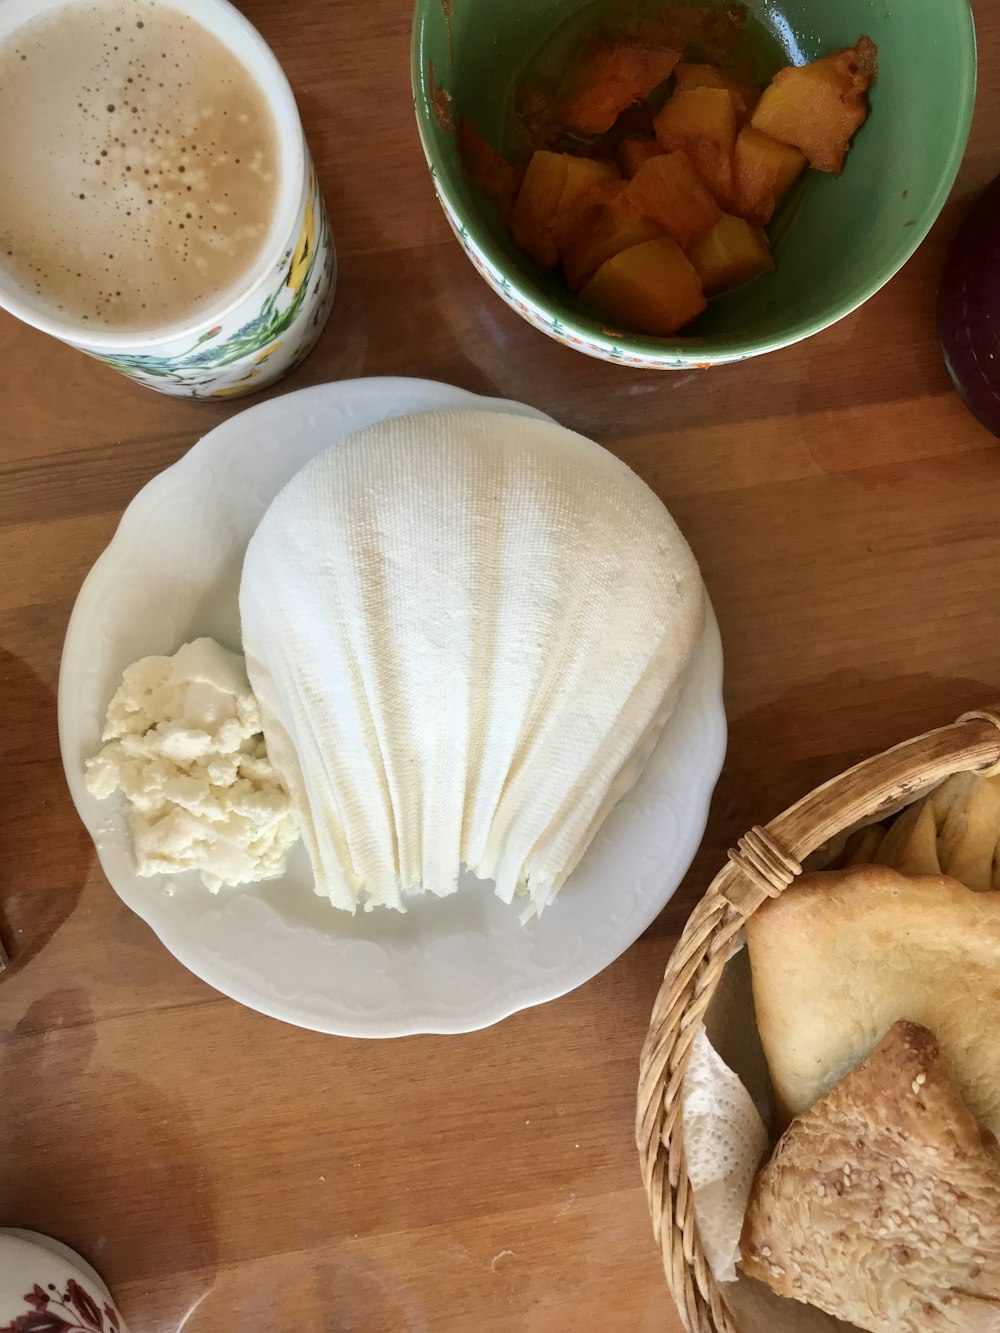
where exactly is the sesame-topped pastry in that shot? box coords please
[740,1020,1000,1332]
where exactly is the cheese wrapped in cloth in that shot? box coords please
[240,410,704,915]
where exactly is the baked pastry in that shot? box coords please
[746,864,1000,1136]
[740,1020,1000,1332]
[837,771,1000,891]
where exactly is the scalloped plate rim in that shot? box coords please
[58,376,727,1036]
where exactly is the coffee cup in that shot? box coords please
[0,1228,129,1331]
[0,0,335,398]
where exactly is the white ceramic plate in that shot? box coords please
[59,377,726,1037]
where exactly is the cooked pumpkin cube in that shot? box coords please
[688,213,774,293]
[751,37,878,174]
[559,40,681,136]
[558,155,620,212]
[732,125,806,224]
[511,152,617,268]
[556,184,665,290]
[581,237,707,337]
[653,86,738,203]
[510,151,570,267]
[673,62,760,125]
[617,136,663,178]
[626,150,721,249]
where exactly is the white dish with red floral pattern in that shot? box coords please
[0,1228,128,1333]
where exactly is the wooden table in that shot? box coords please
[1,1,997,1328]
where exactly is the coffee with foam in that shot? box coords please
[0,0,281,331]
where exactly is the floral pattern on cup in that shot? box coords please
[0,1276,119,1333]
[84,163,336,399]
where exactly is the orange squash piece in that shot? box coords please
[510,151,570,267]
[556,183,665,290]
[687,213,774,293]
[558,155,620,213]
[626,150,721,249]
[750,37,878,174]
[581,237,707,337]
[559,40,681,136]
[511,152,617,268]
[732,125,806,224]
[617,136,663,178]
[673,62,760,125]
[653,86,738,203]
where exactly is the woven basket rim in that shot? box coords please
[636,705,1000,1333]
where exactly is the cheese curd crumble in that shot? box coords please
[85,637,298,891]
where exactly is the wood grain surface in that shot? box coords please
[1,1,998,1330]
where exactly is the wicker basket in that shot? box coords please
[636,706,1000,1333]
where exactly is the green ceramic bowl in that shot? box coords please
[412,0,976,368]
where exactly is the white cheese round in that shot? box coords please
[239,410,705,915]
